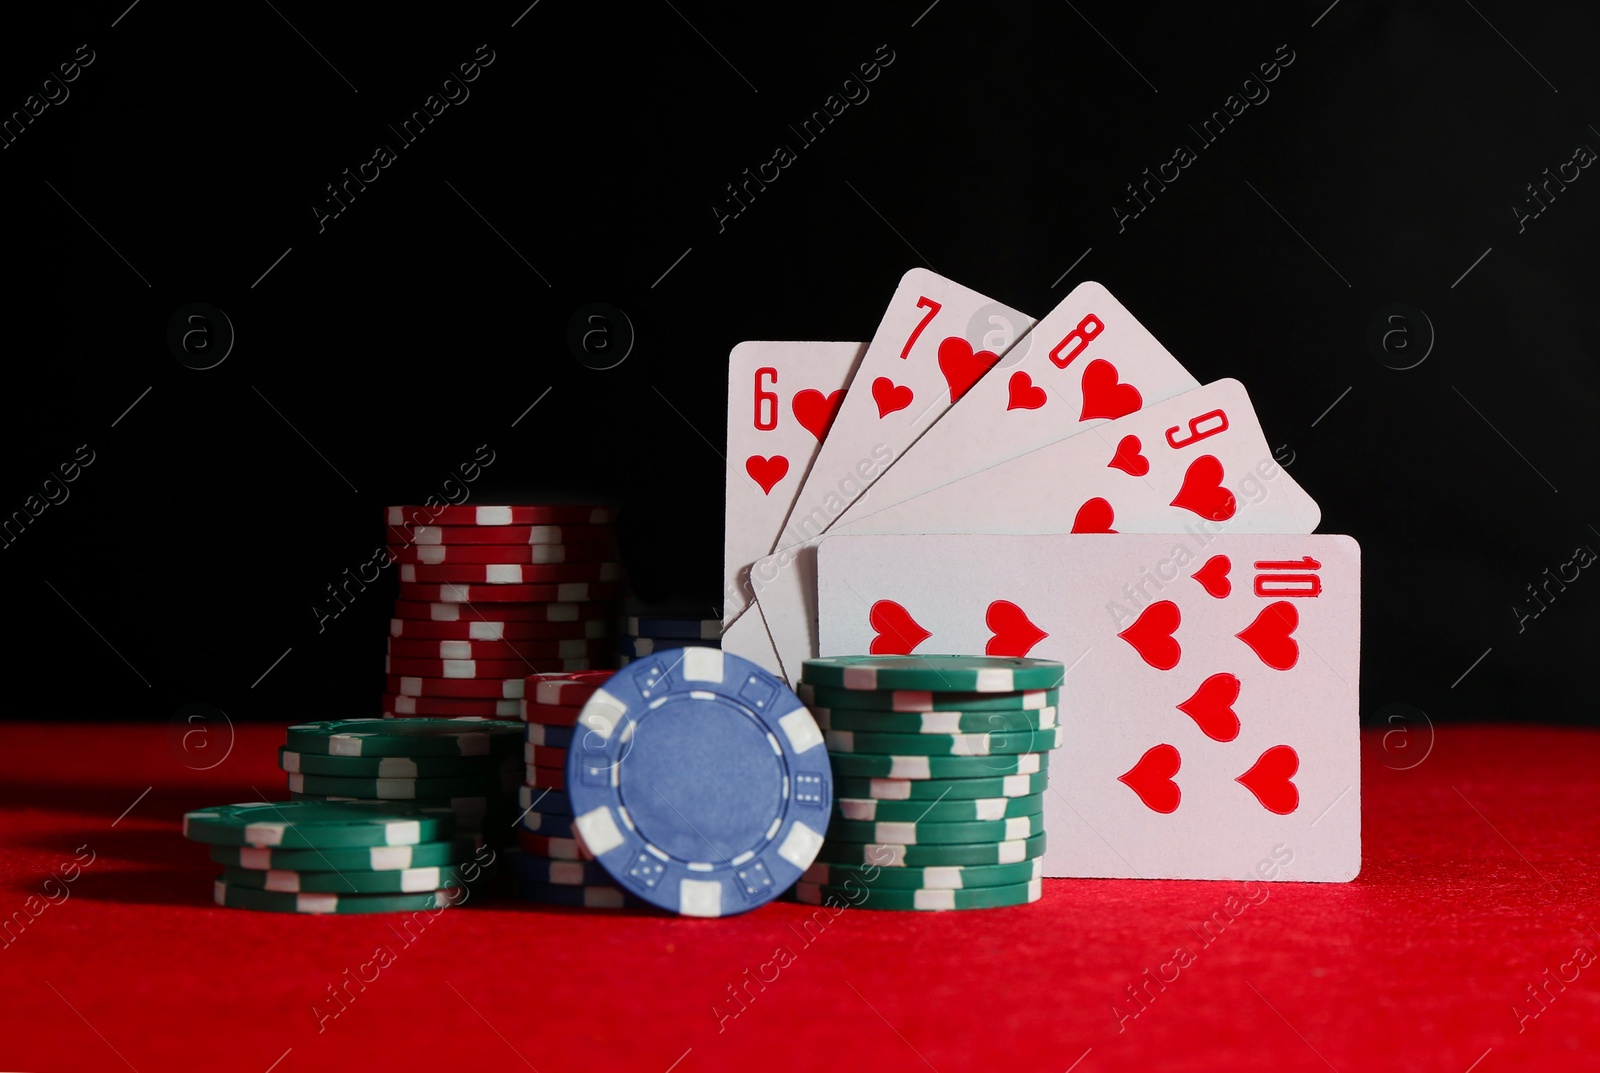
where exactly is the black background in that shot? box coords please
[7,1,1598,726]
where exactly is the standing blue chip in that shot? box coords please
[566,647,830,917]
[625,614,723,640]
[616,635,714,658]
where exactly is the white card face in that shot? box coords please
[723,341,866,626]
[768,268,1033,554]
[835,380,1321,537]
[746,269,1033,684]
[837,280,1201,527]
[815,533,1361,882]
[718,600,786,678]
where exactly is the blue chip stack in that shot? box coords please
[617,612,722,667]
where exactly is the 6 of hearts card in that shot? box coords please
[815,533,1361,882]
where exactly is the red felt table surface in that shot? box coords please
[0,721,1595,1073]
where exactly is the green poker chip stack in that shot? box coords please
[280,719,524,848]
[797,655,1065,912]
[182,800,502,914]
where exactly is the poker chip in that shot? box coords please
[214,879,461,914]
[396,581,624,604]
[813,705,1059,734]
[385,505,612,527]
[509,879,629,909]
[525,764,566,790]
[182,801,455,848]
[386,655,603,679]
[566,647,830,918]
[801,858,1044,890]
[286,770,519,800]
[523,742,566,767]
[389,618,609,641]
[626,614,723,640]
[523,721,573,748]
[516,785,571,814]
[516,831,589,859]
[392,523,613,546]
[616,635,696,657]
[393,600,614,622]
[220,863,477,894]
[525,670,615,707]
[279,747,518,779]
[517,810,576,836]
[505,850,609,886]
[385,642,604,668]
[801,655,1065,693]
[832,772,1050,800]
[824,725,1065,757]
[833,792,1046,823]
[399,561,624,585]
[387,675,527,699]
[383,693,522,717]
[386,638,608,662]
[812,832,1047,868]
[286,718,522,758]
[800,684,1059,712]
[825,814,1045,845]
[826,750,1050,780]
[209,839,481,872]
[388,541,617,565]
[795,878,1042,911]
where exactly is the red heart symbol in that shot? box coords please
[1191,555,1231,598]
[1006,372,1047,411]
[1176,672,1241,742]
[1235,745,1300,815]
[985,600,1048,656]
[937,336,1000,404]
[1169,455,1237,521]
[1118,743,1181,814]
[868,600,930,655]
[1236,601,1299,670]
[1070,497,1117,534]
[792,388,844,442]
[1117,600,1180,670]
[744,455,789,495]
[1079,359,1142,421]
[1108,435,1148,476]
[871,377,913,418]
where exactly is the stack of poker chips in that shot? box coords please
[617,612,722,667]
[383,504,621,719]
[509,670,631,908]
[182,799,490,914]
[281,718,524,848]
[795,655,1065,911]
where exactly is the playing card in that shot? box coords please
[746,269,1033,682]
[719,597,787,677]
[815,533,1361,882]
[722,341,865,628]
[834,379,1321,536]
[836,280,1201,527]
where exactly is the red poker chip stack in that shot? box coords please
[382,505,621,719]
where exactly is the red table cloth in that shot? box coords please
[0,721,1593,1072]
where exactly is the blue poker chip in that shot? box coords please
[505,849,610,886]
[567,647,830,917]
[616,635,709,658]
[517,785,572,815]
[517,809,575,836]
[625,614,723,640]
[524,721,574,749]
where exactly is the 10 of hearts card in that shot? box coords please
[720,268,1358,883]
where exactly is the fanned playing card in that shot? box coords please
[815,533,1361,882]
[747,269,1033,681]
[722,341,865,636]
[834,379,1320,537]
